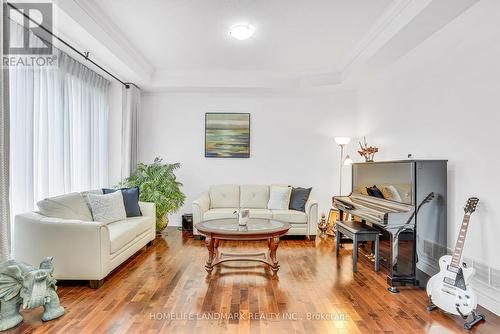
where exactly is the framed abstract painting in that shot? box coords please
[205,113,250,158]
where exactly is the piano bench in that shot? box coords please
[335,220,380,273]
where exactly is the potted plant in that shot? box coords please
[120,157,186,234]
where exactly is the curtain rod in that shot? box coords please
[6,2,135,89]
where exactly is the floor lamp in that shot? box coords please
[334,137,351,196]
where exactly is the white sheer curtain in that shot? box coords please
[1,2,12,261]
[121,85,140,179]
[9,22,109,219]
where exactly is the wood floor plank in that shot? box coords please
[4,228,499,334]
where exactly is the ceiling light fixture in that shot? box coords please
[229,24,255,40]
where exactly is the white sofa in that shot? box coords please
[192,184,318,238]
[14,191,156,288]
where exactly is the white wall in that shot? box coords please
[353,0,500,311]
[139,90,357,225]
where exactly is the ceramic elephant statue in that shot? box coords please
[0,257,64,331]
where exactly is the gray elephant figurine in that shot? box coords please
[0,257,64,331]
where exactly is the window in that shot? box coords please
[8,22,110,218]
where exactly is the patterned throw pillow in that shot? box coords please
[86,191,127,223]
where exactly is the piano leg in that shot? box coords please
[335,230,341,255]
[385,226,418,292]
[352,235,358,272]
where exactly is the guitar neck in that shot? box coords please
[450,213,471,268]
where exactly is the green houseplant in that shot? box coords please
[120,157,186,233]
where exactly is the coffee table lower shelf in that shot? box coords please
[204,236,281,275]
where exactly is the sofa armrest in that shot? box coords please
[139,201,157,240]
[14,212,109,280]
[192,192,210,234]
[305,198,319,236]
[139,201,156,218]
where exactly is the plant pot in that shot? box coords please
[156,214,168,236]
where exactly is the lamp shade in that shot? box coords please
[344,155,353,165]
[334,137,351,145]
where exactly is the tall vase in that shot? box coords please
[156,214,169,236]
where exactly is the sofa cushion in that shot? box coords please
[272,209,308,223]
[209,185,240,208]
[107,216,152,253]
[204,208,237,221]
[240,185,269,208]
[87,192,127,223]
[248,209,273,219]
[37,192,93,221]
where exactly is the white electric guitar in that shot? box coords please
[426,197,484,329]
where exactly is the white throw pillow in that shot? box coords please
[267,185,292,210]
[37,192,93,221]
[86,191,127,223]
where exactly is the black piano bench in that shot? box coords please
[335,220,379,272]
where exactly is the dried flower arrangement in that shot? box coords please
[358,137,378,162]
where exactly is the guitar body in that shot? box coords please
[427,255,477,316]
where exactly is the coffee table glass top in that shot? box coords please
[196,218,290,235]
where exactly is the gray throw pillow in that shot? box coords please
[289,187,312,212]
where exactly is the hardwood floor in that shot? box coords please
[6,228,499,334]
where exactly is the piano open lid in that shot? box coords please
[352,161,414,206]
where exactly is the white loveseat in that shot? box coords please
[14,191,156,288]
[192,184,318,238]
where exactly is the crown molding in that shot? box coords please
[338,0,429,78]
[55,0,154,83]
[145,69,343,92]
[338,0,480,80]
[54,0,480,91]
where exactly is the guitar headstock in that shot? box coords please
[464,197,479,214]
[423,192,435,203]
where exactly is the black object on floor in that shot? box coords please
[182,214,193,237]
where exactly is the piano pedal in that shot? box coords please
[365,253,387,265]
[388,286,400,294]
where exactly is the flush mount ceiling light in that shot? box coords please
[229,24,255,40]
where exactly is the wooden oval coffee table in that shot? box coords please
[196,218,290,275]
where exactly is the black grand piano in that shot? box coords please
[333,160,448,291]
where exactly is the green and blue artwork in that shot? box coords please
[205,113,250,158]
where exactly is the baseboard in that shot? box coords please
[416,256,440,276]
[474,280,500,316]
